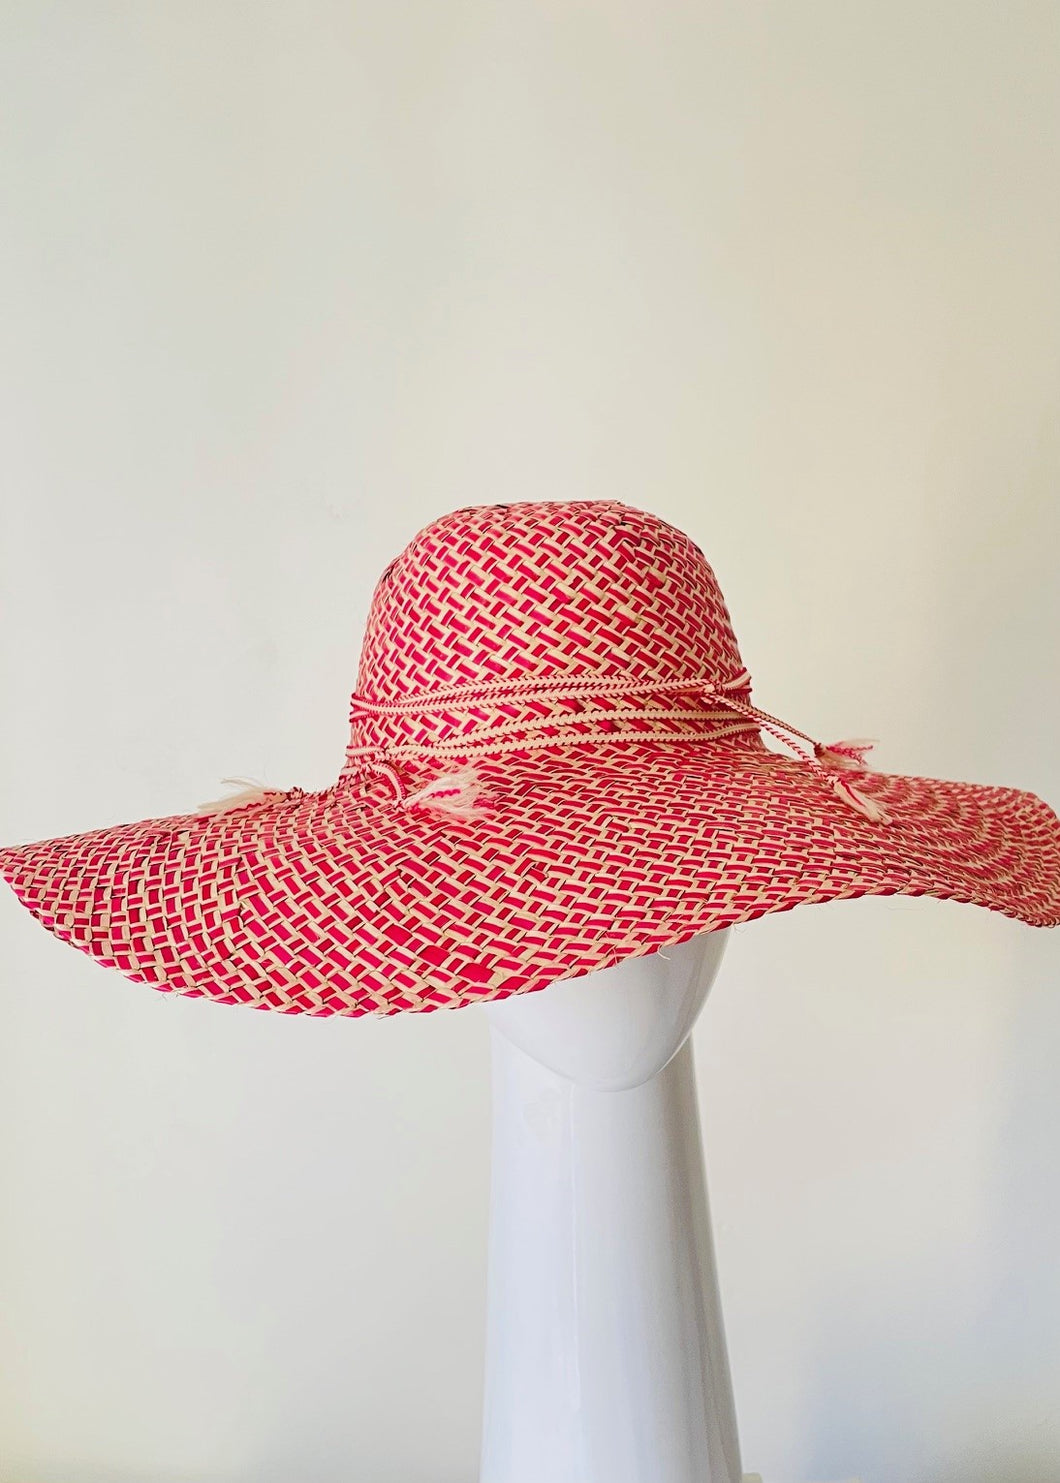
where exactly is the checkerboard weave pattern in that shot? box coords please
[1,500,1058,1017]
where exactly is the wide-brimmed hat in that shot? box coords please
[2,500,1058,1016]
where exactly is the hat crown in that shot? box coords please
[356,501,744,702]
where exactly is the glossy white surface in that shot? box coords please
[480,931,742,1483]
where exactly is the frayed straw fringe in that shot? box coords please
[829,772,888,823]
[402,767,489,821]
[814,738,877,771]
[196,779,287,815]
[197,767,490,823]
[814,740,888,823]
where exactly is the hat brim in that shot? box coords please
[1,737,1058,1016]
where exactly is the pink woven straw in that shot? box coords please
[2,500,1059,1017]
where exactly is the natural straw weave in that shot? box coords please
[2,500,1058,1017]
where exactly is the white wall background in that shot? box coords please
[1,3,1059,1481]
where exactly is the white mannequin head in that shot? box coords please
[484,929,729,1092]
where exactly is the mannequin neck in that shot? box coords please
[479,935,743,1483]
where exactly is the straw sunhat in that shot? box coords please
[2,500,1058,1016]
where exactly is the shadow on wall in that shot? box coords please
[792,942,1060,1483]
[944,952,1060,1483]
[933,1452,1060,1483]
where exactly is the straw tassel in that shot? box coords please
[813,738,888,823]
[196,778,288,815]
[814,737,877,771]
[828,772,888,824]
[402,766,489,822]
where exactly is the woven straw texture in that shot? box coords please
[2,500,1058,1017]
